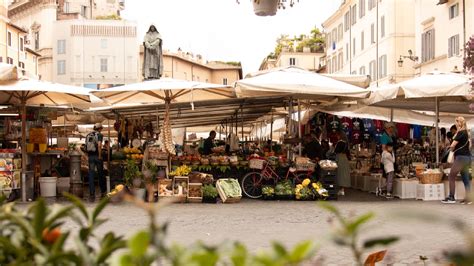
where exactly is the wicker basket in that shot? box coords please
[420,172,443,184]
[249,159,265,170]
[296,162,316,172]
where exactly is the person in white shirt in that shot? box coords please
[382,142,395,198]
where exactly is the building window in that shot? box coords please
[57,40,66,54]
[326,33,331,50]
[344,11,350,31]
[223,78,228,85]
[0,57,3,63]
[448,34,460,57]
[338,52,343,71]
[19,62,25,69]
[369,60,376,80]
[19,37,24,52]
[351,5,357,25]
[449,3,459,19]
[64,2,70,13]
[371,23,375,43]
[359,0,365,18]
[332,29,337,48]
[57,60,66,75]
[378,55,387,79]
[7,57,13,64]
[81,6,87,17]
[361,31,364,51]
[368,0,374,10]
[353,37,356,56]
[100,58,108,72]
[346,43,349,61]
[289,57,296,65]
[101,39,108,49]
[34,31,40,50]
[421,29,435,62]
[332,56,337,73]
[351,71,357,75]
[380,16,385,38]
[7,31,12,47]
[338,23,343,41]
[327,60,331,74]
[359,66,366,75]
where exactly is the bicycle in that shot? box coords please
[241,159,315,199]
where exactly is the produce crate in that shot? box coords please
[188,183,203,203]
[443,180,466,200]
[158,179,173,197]
[416,183,445,201]
[393,179,418,199]
[173,176,189,202]
[216,178,241,203]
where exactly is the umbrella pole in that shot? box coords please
[21,102,27,202]
[298,100,302,156]
[270,110,274,152]
[435,97,439,165]
[107,119,111,181]
[241,106,244,141]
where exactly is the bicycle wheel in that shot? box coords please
[241,172,264,199]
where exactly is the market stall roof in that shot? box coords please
[91,97,290,129]
[92,78,235,105]
[235,66,370,101]
[364,71,473,113]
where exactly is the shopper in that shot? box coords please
[335,130,350,196]
[380,122,395,151]
[442,117,472,204]
[382,142,395,199]
[86,123,106,202]
[303,128,323,161]
[202,130,217,155]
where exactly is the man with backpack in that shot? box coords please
[86,123,106,202]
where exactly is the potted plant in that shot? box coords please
[143,161,159,202]
[202,184,218,203]
[124,159,145,200]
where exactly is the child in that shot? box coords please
[382,142,395,199]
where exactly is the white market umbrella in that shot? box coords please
[364,71,474,163]
[235,66,370,101]
[0,64,102,201]
[92,78,234,155]
[92,78,234,106]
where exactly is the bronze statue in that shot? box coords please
[143,25,163,80]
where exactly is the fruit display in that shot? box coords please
[188,184,202,198]
[274,180,294,198]
[169,165,192,177]
[123,147,144,160]
[107,184,126,202]
[158,179,173,196]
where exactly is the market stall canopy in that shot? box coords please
[322,73,371,88]
[364,71,473,114]
[323,104,474,128]
[235,66,370,101]
[92,78,235,105]
[0,65,102,109]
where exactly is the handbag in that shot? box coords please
[447,139,469,164]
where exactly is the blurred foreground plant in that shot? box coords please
[319,202,399,266]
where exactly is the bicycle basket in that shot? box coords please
[249,159,265,170]
[296,162,315,172]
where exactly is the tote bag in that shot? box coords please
[447,139,469,164]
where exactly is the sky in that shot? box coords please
[122,0,340,75]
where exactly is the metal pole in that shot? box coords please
[435,97,440,164]
[390,108,394,122]
[241,105,244,140]
[21,102,27,202]
[298,99,302,156]
[270,110,274,152]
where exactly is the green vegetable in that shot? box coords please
[202,185,218,198]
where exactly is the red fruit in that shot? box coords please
[42,228,61,244]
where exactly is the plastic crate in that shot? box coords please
[443,180,466,200]
[416,183,445,201]
[393,179,418,199]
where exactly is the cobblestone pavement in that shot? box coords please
[58,189,473,265]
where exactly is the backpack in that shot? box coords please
[86,132,98,153]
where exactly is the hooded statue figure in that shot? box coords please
[143,25,163,80]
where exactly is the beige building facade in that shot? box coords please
[139,47,243,85]
[323,0,416,86]
[260,49,325,72]
[53,19,138,88]
[413,0,473,74]
[8,0,124,82]
[0,0,38,75]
